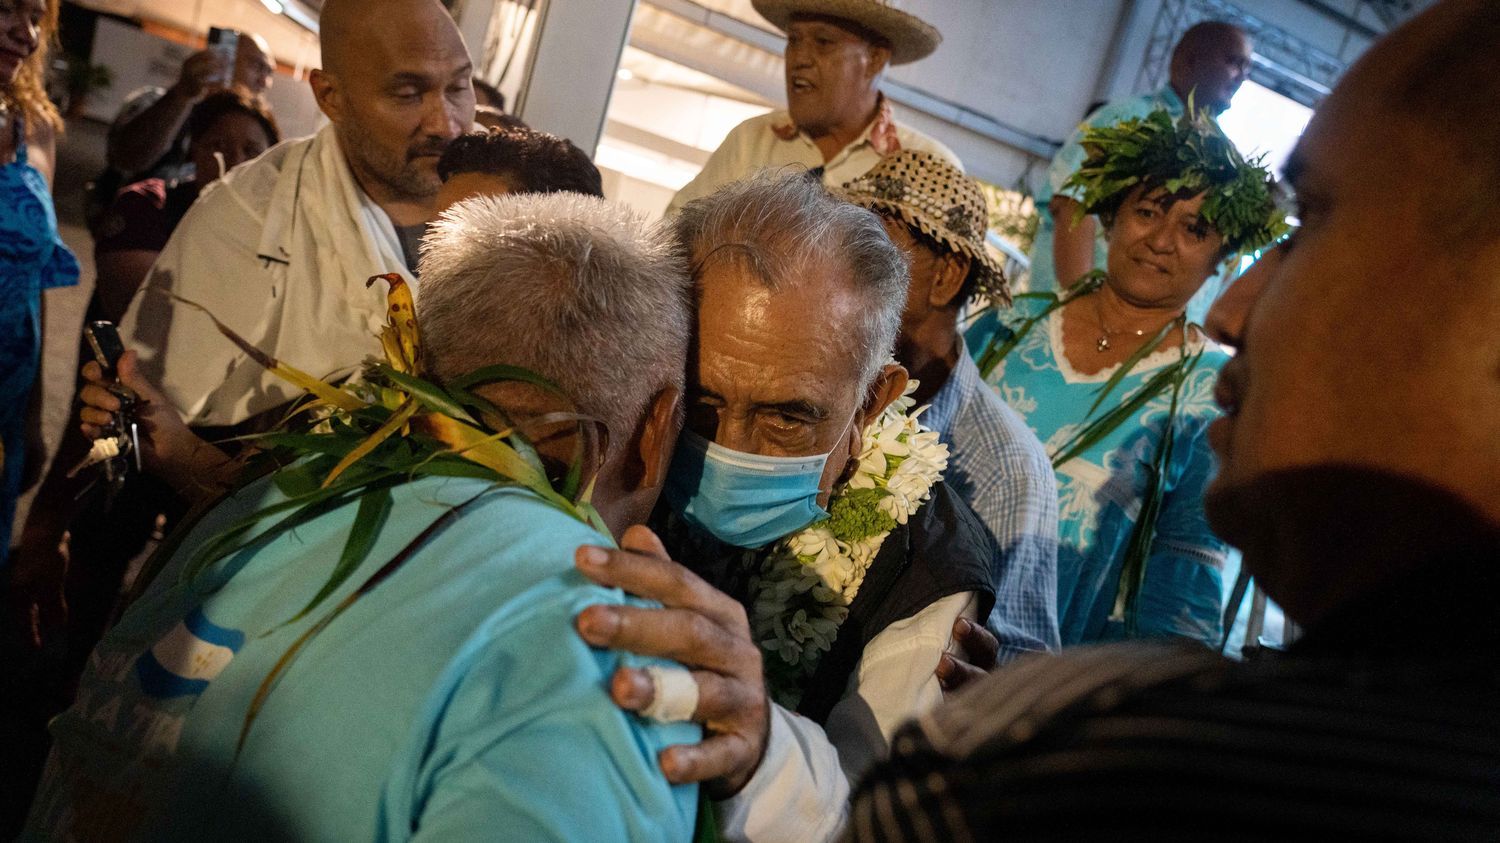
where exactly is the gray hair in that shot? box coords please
[417,193,691,453]
[672,172,909,390]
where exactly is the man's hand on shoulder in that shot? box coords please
[574,525,770,798]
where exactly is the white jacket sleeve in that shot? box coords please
[716,591,979,842]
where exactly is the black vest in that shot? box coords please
[656,482,999,725]
[795,482,998,724]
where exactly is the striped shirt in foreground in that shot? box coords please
[845,638,1500,841]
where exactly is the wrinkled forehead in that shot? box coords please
[692,255,868,387]
[690,235,848,289]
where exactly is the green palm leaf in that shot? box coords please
[178,478,392,586]
[321,399,420,488]
[1084,317,1181,419]
[372,363,477,424]
[237,489,494,753]
[448,363,567,396]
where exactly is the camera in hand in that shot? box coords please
[71,321,143,500]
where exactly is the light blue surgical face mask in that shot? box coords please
[664,426,847,549]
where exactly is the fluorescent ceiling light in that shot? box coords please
[280,1,320,32]
[260,0,285,14]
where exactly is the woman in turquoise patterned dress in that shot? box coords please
[968,107,1285,646]
[1,0,78,567]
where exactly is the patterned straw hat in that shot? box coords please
[840,150,1011,305]
[751,0,942,65]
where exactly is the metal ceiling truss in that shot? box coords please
[1134,0,1348,108]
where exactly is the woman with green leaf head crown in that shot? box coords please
[966,104,1287,646]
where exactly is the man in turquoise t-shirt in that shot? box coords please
[25,191,698,841]
[1029,20,1251,321]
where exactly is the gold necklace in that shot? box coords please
[1092,292,1174,353]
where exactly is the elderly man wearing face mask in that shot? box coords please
[574,174,999,843]
[665,0,959,216]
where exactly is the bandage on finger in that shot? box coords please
[639,664,699,723]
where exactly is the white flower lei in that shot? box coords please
[746,380,949,707]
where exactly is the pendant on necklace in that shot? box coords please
[1096,335,1111,353]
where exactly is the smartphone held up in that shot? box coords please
[208,26,240,87]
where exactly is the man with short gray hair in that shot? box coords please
[29,193,700,841]
[420,193,685,451]
[573,174,999,842]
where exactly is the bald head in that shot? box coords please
[1169,21,1251,113]
[232,31,275,95]
[1204,0,1500,618]
[1376,0,1500,245]
[311,0,475,214]
[320,0,458,77]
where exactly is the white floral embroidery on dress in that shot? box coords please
[999,383,1037,416]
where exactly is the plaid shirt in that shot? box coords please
[922,348,1061,660]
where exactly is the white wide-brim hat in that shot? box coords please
[751,0,942,65]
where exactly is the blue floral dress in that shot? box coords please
[967,297,1228,646]
[0,117,79,566]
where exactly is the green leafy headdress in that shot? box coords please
[1063,101,1289,259]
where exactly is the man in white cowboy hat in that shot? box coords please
[664,0,959,216]
[841,150,1062,672]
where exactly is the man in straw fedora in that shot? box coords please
[666,0,960,215]
[841,150,1061,675]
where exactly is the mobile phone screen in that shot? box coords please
[208,26,239,87]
